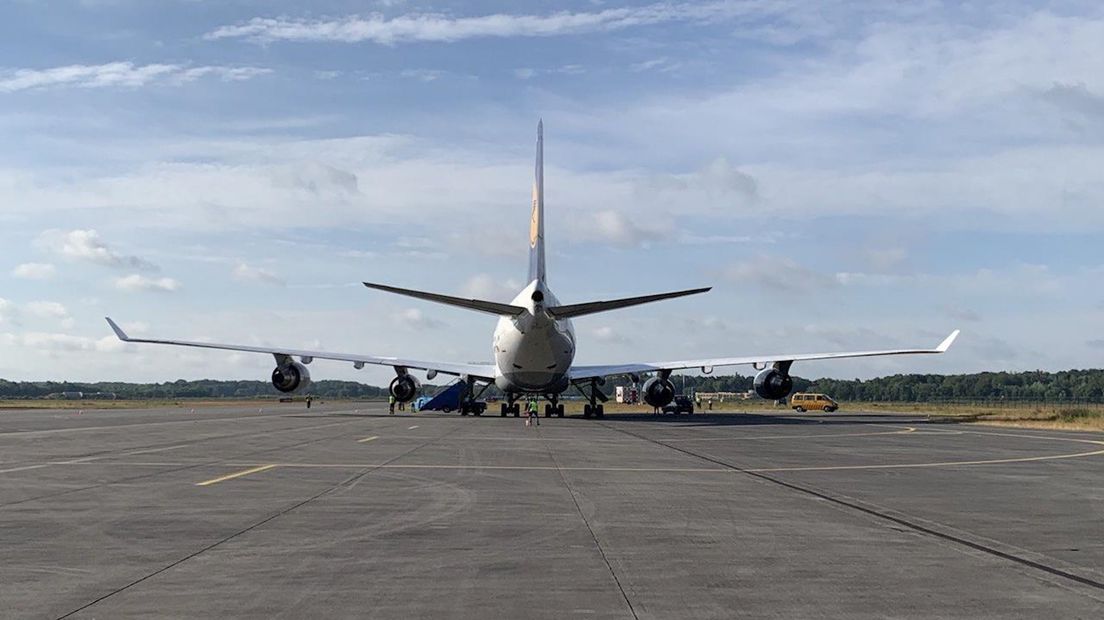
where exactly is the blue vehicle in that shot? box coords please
[415,381,487,415]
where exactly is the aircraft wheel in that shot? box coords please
[583,405,592,418]
[556,404,564,417]
[500,403,508,417]
[595,405,605,418]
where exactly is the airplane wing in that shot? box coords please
[568,330,960,381]
[105,318,496,380]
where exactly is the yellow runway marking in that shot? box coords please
[196,464,277,486]
[357,436,379,443]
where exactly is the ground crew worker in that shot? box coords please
[388,394,396,415]
[306,396,312,410]
[526,397,540,426]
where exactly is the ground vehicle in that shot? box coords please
[662,395,695,415]
[790,393,839,412]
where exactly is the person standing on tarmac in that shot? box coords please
[526,397,540,427]
[388,394,396,415]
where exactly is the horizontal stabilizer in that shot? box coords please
[363,281,526,316]
[547,287,711,319]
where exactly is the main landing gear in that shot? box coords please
[498,394,563,417]
[499,400,521,417]
[459,378,489,416]
[544,396,565,418]
[578,379,606,419]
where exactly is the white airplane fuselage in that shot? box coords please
[493,280,575,395]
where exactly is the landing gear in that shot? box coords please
[578,379,606,419]
[458,378,489,417]
[582,404,605,418]
[542,395,566,418]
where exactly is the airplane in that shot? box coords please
[106,121,959,419]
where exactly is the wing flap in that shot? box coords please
[106,318,495,380]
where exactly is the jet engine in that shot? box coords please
[642,377,675,408]
[753,367,793,400]
[271,361,311,394]
[389,375,421,403]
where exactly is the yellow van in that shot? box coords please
[790,393,839,413]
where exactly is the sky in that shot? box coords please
[0,0,1102,385]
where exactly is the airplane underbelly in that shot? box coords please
[495,320,573,392]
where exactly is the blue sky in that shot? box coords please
[1,0,1102,384]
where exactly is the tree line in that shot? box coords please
[674,369,1104,403]
[2,369,1103,402]
[0,379,386,400]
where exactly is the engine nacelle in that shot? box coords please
[271,361,311,394]
[754,368,793,400]
[389,375,421,403]
[642,377,675,408]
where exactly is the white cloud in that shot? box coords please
[0,298,12,324]
[11,262,56,280]
[233,263,285,286]
[394,308,445,330]
[630,57,682,73]
[24,301,68,319]
[6,332,125,353]
[572,209,665,247]
[205,2,774,45]
[461,274,521,302]
[592,326,628,344]
[24,301,73,329]
[38,229,158,271]
[399,69,446,82]
[721,256,839,293]
[0,62,270,93]
[113,274,180,293]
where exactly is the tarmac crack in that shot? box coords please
[594,420,1104,601]
[538,430,641,620]
[55,424,462,619]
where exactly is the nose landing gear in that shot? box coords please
[543,395,565,418]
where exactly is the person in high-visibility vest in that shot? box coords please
[388,394,396,415]
[526,397,540,426]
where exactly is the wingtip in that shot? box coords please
[105,317,129,341]
[936,329,960,352]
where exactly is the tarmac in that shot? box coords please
[2,403,1104,619]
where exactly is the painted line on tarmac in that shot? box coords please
[43,444,1104,474]
[196,464,278,487]
[745,447,1104,472]
[357,436,379,443]
[0,407,373,438]
[664,427,917,442]
[408,425,419,430]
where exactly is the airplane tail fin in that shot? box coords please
[363,282,526,316]
[528,119,546,284]
[547,287,711,319]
